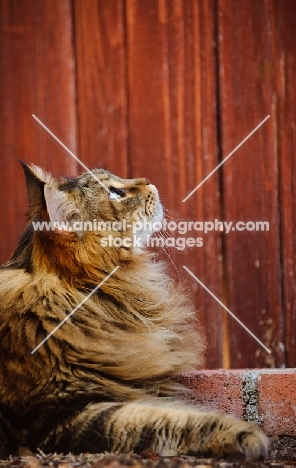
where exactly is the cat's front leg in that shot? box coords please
[103,401,269,458]
[39,400,268,459]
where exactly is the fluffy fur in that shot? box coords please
[0,163,268,458]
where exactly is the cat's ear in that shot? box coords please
[20,161,51,212]
[44,185,81,232]
[20,162,81,233]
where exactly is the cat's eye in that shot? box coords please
[109,187,127,200]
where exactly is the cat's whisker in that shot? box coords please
[154,232,180,282]
[159,227,176,240]
[156,230,176,248]
[162,207,187,221]
[160,246,180,282]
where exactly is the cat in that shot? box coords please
[0,162,268,458]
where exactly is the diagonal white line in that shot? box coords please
[32,114,111,194]
[182,115,270,202]
[31,266,120,354]
[183,266,271,354]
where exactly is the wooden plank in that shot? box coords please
[73,0,128,177]
[126,0,223,368]
[0,0,77,264]
[217,0,284,367]
[273,0,296,367]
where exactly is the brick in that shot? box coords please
[180,369,296,436]
[258,369,296,436]
[180,370,245,419]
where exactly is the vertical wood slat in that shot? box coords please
[73,0,128,178]
[126,0,223,368]
[217,0,284,368]
[0,0,77,264]
[273,0,296,368]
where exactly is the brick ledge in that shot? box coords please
[179,369,296,436]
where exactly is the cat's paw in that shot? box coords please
[236,424,269,459]
[189,415,269,459]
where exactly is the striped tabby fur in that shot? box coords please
[0,163,268,458]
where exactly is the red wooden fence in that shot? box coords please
[0,0,295,369]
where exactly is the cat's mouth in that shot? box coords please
[144,184,161,221]
[129,184,163,247]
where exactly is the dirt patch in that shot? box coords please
[1,437,296,468]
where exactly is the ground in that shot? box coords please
[1,437,295,468]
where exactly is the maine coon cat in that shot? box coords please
[0,163,268,458]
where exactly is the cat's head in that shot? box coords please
[18,163,163,281]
